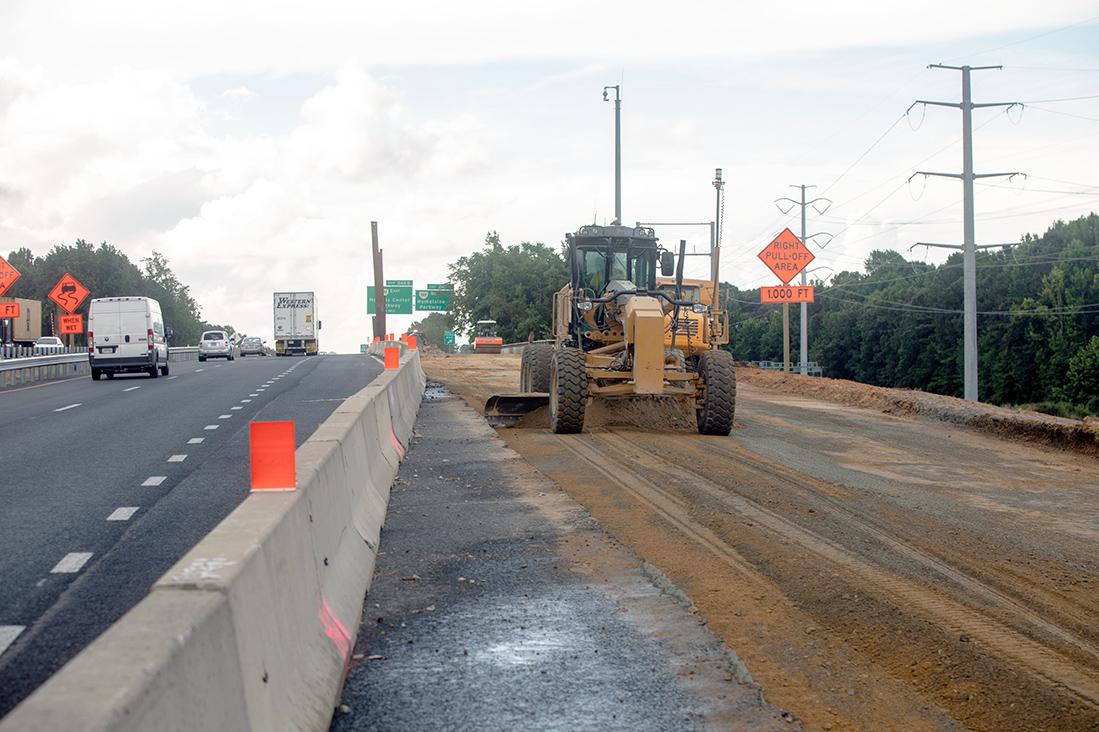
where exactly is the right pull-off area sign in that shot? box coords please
[758,227,814,284]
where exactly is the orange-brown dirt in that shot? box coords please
[423,353,1099,732]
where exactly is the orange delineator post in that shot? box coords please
[250,421,296,491]
[384,346,400,370]
[407,336,417,350]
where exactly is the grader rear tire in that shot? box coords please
[549,347,587,434]
[520,343,554,392]
[697,349,736,436]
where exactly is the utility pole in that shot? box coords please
[603,85,621,224]
[774,186,831,375]
[909,64,1020,402]
[712,168,724,311]
[371,221,386,340]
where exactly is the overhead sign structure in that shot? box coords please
[58,313,84,334]
[761,285,815,304]
[758,228,814,285]
[0,302,20,319]
[415,289,451,311]
[48,273,90,314]
[367,285,413,315]
[0,257,20,297]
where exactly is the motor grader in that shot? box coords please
[485,223,735,434]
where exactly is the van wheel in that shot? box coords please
[148,360,160,378]
[160,363,170,376]
[91,369,102,381]
[199,355,206,362]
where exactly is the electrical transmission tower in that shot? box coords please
[908,64,1021,402]
[774,185,831,375]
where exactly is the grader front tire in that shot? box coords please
[697,349,736,436]
[549,347,587,434]
[520,343,554,392]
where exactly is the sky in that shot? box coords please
[1,1,1098,351]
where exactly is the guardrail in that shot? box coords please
[0,347,200,388]
[0,344,82,359]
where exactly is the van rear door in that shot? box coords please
[118,300,150,360]
[90,300,123,358]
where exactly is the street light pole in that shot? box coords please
[604,85,621,224]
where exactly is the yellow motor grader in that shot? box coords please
[485,223,735,434]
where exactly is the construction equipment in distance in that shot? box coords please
[473,319,504,354]
[485,224,735,434]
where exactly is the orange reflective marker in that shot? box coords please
[387,333,394,341]
[250,421,296,491]
[384,346,400,370]
[407,335,417,350]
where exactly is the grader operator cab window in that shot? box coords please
[578,246,656,295]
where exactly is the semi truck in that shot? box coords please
[0,297,43,345]
[273,291,320,356]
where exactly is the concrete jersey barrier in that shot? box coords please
[1,350,426,731]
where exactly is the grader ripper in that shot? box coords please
[485,223,736,435]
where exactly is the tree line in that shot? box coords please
[3,240,232,346]
[443,215,1099,414]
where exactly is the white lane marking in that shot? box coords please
[214,365,221,368]
[249,393,259,397]
[195,368,204,372]
[204,424,219,430]
[167,454,187,463]
[0,626,25,657]
[107,507,139,521]
[51,552,93,574]
[257,389,266,392]
[142,476,166,486]
[188,437,205,444]
[241,399,252,403]
[166,376,178,380]
[123,386,141,392]
[218,414,231,420]
[230,406,242,411]
[54,403,81,412]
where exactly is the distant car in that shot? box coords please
[239,336,265,357]
[198,330,234,361]
[34,336,65,353]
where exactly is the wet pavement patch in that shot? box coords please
[333,388,790,731]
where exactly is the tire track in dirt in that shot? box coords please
[555,432,1099,714]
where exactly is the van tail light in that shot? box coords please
[148,328,155,351]
[88,332,94,354]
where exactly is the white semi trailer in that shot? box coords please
[273,291,319,356]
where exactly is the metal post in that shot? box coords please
[712,168,724,311]
[961,67,977,402]
[799,185,808,376]
[614,92,621,225]
[371,221,386,340]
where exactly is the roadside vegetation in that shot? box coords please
[4,240,230,346]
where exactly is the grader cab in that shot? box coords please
[485,223,735,434]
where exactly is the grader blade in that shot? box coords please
[484,393,549,426]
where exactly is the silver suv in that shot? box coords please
[198,330,234,361]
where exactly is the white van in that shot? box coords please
[87,297,171,380]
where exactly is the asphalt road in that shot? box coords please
[0,353,382,717]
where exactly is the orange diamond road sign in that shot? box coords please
[0,256,20,297]
[758,227,814,285]
[761,285,815,304]
[48,273,90,314]
[58,313,84,334]
[0,302,20,319]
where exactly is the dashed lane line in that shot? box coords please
[53,403,81,412]
[167,454,187,463]
[123,386,141,392]
[218,414,232,420]
[188,437,205,444]
[0,626,24,657]
[107,507,139,521]
[204,425,219,430]
[241,399,252,403]
[51,552,93,574]
[230,406,242,411]
[166,376,178,380]
[142,476,166,487]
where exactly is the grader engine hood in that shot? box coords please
[622,295,666,394]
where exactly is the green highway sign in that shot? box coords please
[415,289,451,311]
[360,344,368,353]
[426,283,452,291]
[443,330,456,346]
[367,285,413,315]
[386,279,413,287]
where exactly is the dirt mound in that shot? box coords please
[740,367,1099,457]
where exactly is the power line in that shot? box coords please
[1022,94,1099,103]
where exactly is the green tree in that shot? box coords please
[1062,336,1099,405]
[448,231,568,343]
[409,311,453,347]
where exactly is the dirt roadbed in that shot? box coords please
[425,353,1099,731]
